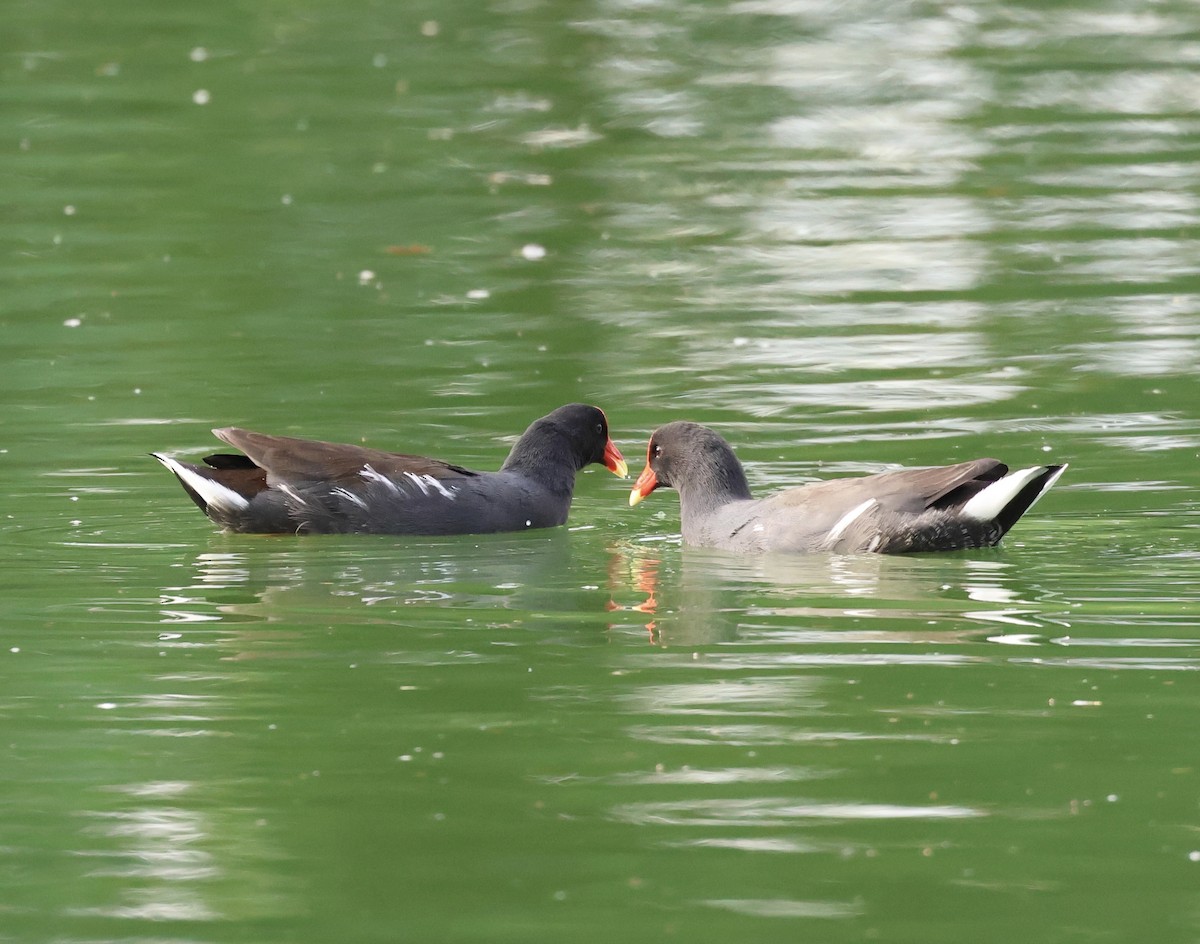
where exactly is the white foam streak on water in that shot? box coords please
[611,797,984,827]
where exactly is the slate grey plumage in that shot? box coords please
[154,404,627,535]
[630,421,1066,554]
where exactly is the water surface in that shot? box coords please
[4,1,1200,942]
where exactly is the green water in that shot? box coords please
[4,1,1200,941]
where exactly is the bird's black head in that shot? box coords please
[504,403,627,478]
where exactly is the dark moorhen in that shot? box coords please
[629,421,1066,554]
[154,403,627,535]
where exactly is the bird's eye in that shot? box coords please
[595,422,604,435]
[652,445,662,458]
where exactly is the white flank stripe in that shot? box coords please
[277,483,307,506]
[360,467,455,501]
[403,471,431,496]
[962,465,1063,521]
[361,464,401,494]
[425,477,456,500]
[332,487,368,510]
[826,498,876,543]
[152,453,249,512]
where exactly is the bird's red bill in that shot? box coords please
[603,438,629,478]
[629,465,658,506]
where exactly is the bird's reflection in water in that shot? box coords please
[606,541,759,647]
[156,531,582,658]
[606,540,1070,649]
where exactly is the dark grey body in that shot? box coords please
[154,404,619,536]
[290,467,576,535]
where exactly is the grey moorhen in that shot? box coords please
[629,421,1066,554]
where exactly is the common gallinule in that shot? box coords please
[629,421,1066,554]
[154,403,627,535]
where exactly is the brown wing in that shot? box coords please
[767,458,1008,515]
[855,458,1008,512]
[210,427,479,487]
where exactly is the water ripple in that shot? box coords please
[701,897,864,919]
[625,724,952,747]
[611,796,984,828]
